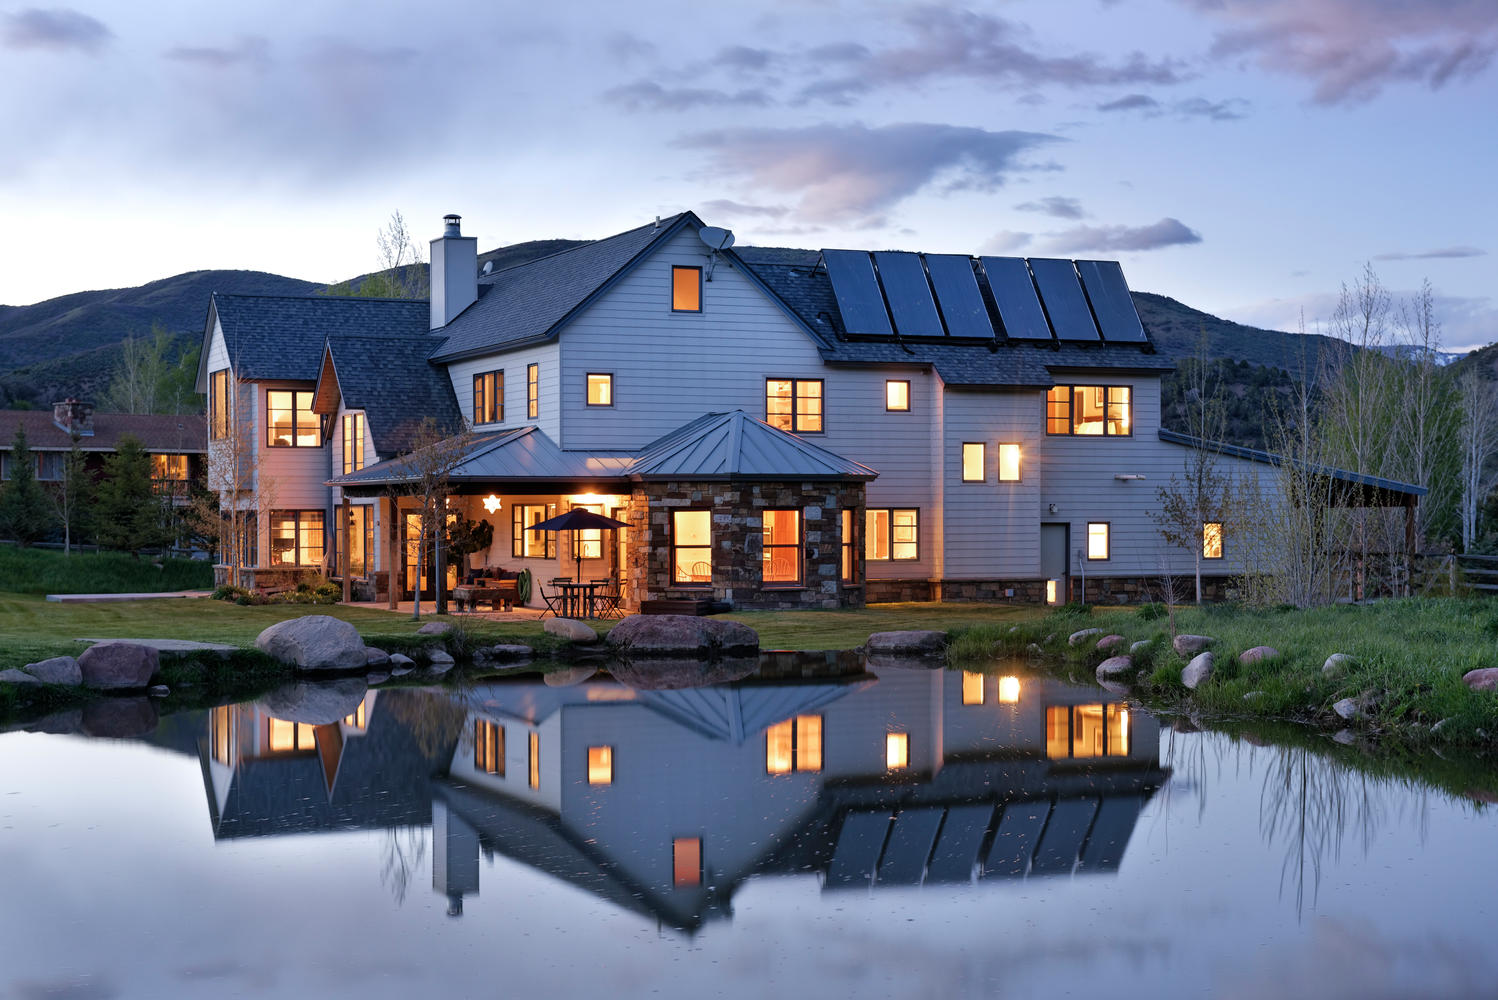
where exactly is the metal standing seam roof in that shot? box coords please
[1158,428,1426,496]
[210,293,430,382]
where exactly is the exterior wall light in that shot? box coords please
[482,495,501,514]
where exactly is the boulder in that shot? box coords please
[865,630,946,656]
[1025,643,1045,655]
[364,647,391,667]
[1462,668,1498,692]
[1239,646,1280,666]
[81,697,159,738]
[0,668,41,685]
[1332,729,1356,746]
[78,642,159,690]
[148,685,170,698]
[1130,640,1152,655]
[1332,697,1361,721]
[416,621,452,636]
[254,616,366,671]
[1322,653,1354,677]
[1098,680,1132,697]
[388,653,416,669]
[1095,655,1133,679]
[866,654,944,672]
[545,617,600,643]
[608,657,758,691]
[483,644,534,662]
[427,650,455,671]
[1173,634,1213,657]
[1068,628,1103,647]
[24,710,82,735]
[605,615,759,657]
[544,666,598,687]
[1181,651,1214,690]
[259,678,368,725]
[366,671,390,685]
[391,665,414,677]
[23,655,82,686]
[1095,634,1127,654]
[1171,716,1201,734]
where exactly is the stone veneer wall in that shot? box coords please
[628,480,867,611]
[867,575,1236,605]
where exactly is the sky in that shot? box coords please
[0,0,1494,350]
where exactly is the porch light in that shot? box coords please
[482,495,502,514]
[998,676,1021,704]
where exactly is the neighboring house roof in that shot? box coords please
[0,410,205,453]
[1158,428,1426,498]
[321,334,463,456]
[210,292,430,382]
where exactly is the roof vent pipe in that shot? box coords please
[443,214,463,237]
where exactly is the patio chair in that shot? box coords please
[592,578,624,619]
[538,582,565,618]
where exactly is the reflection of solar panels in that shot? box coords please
[1076,260,1147,343]
[873,252,944,336]
[981,256,1053,340]
[823,250,892,336]
[1029,259,1101,342]
[924,255,994,338]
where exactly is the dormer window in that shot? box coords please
[672,266,701,312]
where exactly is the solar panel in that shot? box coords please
[925,803,993,883]
[1076,260,1147,343]
[872,251,943,336]
[980,256,1052,340]
[1029,258,1101,341]
[924,254,994,338]
[823,250,893,336]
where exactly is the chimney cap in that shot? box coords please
[442,214,462,237]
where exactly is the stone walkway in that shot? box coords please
[74,637,240,652]
[46,590,214,603]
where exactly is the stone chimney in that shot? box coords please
[429,213,478,330]
[52,399,94,438]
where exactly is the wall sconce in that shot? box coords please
[482,495,501,514]
[1047,503,1057,514]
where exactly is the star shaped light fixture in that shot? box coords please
[482,495,502,514]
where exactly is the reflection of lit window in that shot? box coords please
[211,706,234,766]
[267,718,316,753]
[961,671,984,705]
[961,443,985,482]
[1046,704,1130,759]
[998,676,1021,704]
[886,732,909,770]
[1087,522,1109,560]
[588,746,613,785]
[343,701,366,730]
[1203,521,1223,559]
[885,380,910,411]
[1046,706,1070,759]
[474,720,504,775]
[673,837,702,887]
[529,731,540,790]
[766,715,822,774]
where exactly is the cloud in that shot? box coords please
[983,230,1034,253]
[1034,217,1203,253]
[1098,93,1160,112]
[792,77,871,106]
[1183,0,1498,103]
[700,199,791,220]
[1015,196,1085,219]
[1098,93,1249,119]
[1230,288,1497,350]
[677,122,1062,222]
[1,7,110,52]
[603,80,772,111]
[1373,246,1486,261]
[716,45,775,71]
[164,36,270,70]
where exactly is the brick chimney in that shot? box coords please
[429,213,478,330]
[52,398,94,438]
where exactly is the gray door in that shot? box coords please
[1041,524,1069,602]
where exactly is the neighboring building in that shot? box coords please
[195,212,1422,608]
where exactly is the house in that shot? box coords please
[195,212,1422,608]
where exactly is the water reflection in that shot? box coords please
[166,662,1165,933]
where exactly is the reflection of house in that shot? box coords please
[437,668,1166,932]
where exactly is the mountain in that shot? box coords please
[1130,291,1357,377]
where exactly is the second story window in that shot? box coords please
[527,363,539,419]
[885,380,910,411]
[342,413,364,474]
[1047,385,1131,436]
[672,266,701,312]
[766,715,823,774]
[766,378,823,433]
[209,369,230,440]
[473,370,503,425]
[151,454,188,481]
[961,443,985,482]
[586,373,613,406]
[266,390,319,447]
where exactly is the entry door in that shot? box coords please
[1040,523,1069,604]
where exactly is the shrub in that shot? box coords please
[1137,602,1167,621]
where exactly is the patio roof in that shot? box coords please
[1158,428,1425,503]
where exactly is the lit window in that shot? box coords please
[962,443,985,482]
[1046,704,1130,759]
[1046,579,1059,605]
[961,671,984,705]
[588,745,613,785]
[586,373,613,406]
[1046,386,1071,435]
[672,266,702,312]
[865,508,919,561]
[1203,521,1223,559]
[269,510,324,566]
[473,370,503,424]
[342,413,364,474]
[998,676,1021,703]
[886,732,909,770]
[266,390,319,447]
[528,730,540,790]
[673,837,702,887]
[209,369,231,440]
[572,503,603,560]
[267,718,316,753]
[211,706,234,766]
[841,508,855,584]
[527,363,539,419]
[344,504,373,576]
[762,510,801,585]
[343,701,366,730]
[1046,385,1131,436]
[151,454,189,481]
[765,378,823,433]
[1087,522,1109,560]
[474,720,504,775]
[512,504,557,558]
[766,715,822,774]
[885,380,910,411]
[672,510,712,585]
[998,443,1021,482]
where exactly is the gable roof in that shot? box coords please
[0,410,205,453]
[320,334,463,456]
[631,410,877,481]
[210,293,430,382]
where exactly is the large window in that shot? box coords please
[475,720,504,775]
[344,504,374,576]
[149,454,188,481]
[762,510,801,585]
[998,443,1021,482]
[1087,522,1110,560]
[766,715,823,774]
[342,413,364,474]
[512,504,557,559]
[1045,385,1131,436]
[841,508,856,584]
[473,370,503,425]
[269,510,324,566]
[1204,521,1224,559]
[527,363,539,419]
[267,390,319,447]
[672,266,701,312]
[961,443,985,482]
[1046,704,1130,759]
[672,510,712,585]
[866,508,918,561]
[266,718,317,754]
[585,373,613,407]
[765,378,823,433]
[209,369,230,440]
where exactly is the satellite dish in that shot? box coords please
[698,226,735,251]
[481,260,494,275]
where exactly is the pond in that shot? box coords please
[1,661,1494,999]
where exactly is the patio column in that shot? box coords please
[386,491,399,611]
[434,493,447,616]
[341,496,351,604]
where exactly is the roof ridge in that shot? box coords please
[213,291,430,304]
[481,214,690,281]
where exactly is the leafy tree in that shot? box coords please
[48,439,92,555]
[101,324,202,415]
[0,423,49,546]
[93,435,169,554]
[322,211,430,300]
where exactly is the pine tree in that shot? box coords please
[0,423,50,546]
[93,435,168,554]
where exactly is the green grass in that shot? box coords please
[717,601,1040,651]
[0,546,214,595]
[951,597,1498,747]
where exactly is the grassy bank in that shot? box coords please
[720,601,1037,651]
[0,546,214,595]
[951,598,1498,747]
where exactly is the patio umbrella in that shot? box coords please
[526,507,631,582]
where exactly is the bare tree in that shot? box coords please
[47,439,90,555]
[326,211,430,300]
[397,418,473,619]
[1457,371,1498,551]
[197,362,275,589]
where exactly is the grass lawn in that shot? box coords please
[719,601,1040,651]
[0,546,214,595]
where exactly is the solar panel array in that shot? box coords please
[820,249,1146,344]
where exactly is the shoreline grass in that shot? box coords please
[0,546,214,595]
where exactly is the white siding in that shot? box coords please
[941,388,1044,578]
[446,344,561,441]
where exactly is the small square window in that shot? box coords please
[672,266,701,312]
[1203,521,1223,559]
[885,380,910,411]
[586,373,613,406]
[998,443,1021,482]
[961,443,985,482]
[1087,522,1109,560]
